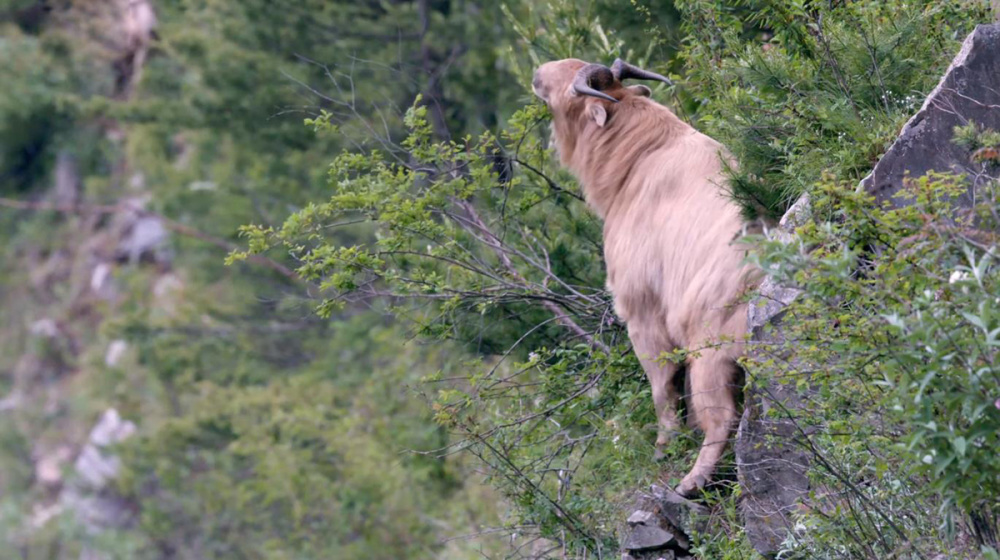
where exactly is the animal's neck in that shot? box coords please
[559,101,688,218]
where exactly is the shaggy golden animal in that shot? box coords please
[532,58,756,496]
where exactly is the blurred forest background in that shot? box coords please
[0,1,681,557]
[1,0,998,559]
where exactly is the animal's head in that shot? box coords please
[532,58,672,129]
[532,58,676,208]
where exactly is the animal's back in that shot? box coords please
[603,129,750,348]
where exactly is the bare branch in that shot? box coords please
[451,198,609,353]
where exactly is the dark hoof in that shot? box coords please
[675,472,709,498]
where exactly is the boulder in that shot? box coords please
[624,525,677,553]
[620,484,706,559]
[861,23,1000,208]
[734,194,812,556]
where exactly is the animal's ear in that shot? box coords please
[587,102,608,127]
[628,84,652,97]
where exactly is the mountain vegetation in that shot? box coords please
[1,1,998,558]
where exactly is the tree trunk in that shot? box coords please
[418,0,451,140]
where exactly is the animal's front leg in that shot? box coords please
[628,325,681,452]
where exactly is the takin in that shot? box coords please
[532,58,759,496]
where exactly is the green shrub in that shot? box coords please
[677,0,989,220]
[746,169,1000,558]
[235,3,1000,556]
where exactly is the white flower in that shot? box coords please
[949,270,969,284]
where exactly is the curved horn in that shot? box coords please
[572,63,618,103]
[611,58,673,86]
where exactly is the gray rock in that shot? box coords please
[861,24,1000,208]
[62,409,137,535]
[62,489,133,534]
[29,318,61,338]
[623,552,676,560]
[653,488,707,546]
[117,215,169,264]
[735,315,813,556]
[90,262,117,300]
[638,553,676,560]
[736,23,1000,558]
[735,192,814,557]
[84,409,136,453]
[620,484,706,558]
[747,194,809,329]
[104,340,128,367]
[628,510,656,527]
[624,525,677,553]
[74,445,123,489]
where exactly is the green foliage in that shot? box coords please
[1,1,518,557]
[0,23,91,192]
[676,0,990,220]
[743,170,1000,558]
[236,86,686,554]
[6,0,1000,558]
[235,98,610,351]
[687,482,757,560]
[954,122,1000,164]
[503,0,681,73]
[237,1,1000,557]
[116,315,496,559]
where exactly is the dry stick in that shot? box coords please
[451,198,610,353]
[0,197,300,283]
[470,429,596,548]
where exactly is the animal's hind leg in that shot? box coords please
[628,324,681,449]
[649,360,681,451]
[676,348,738,497]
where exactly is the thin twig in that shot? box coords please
[451,198,609,353]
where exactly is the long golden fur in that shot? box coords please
[533,58,756,496]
